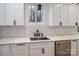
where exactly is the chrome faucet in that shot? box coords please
[33,29,43,38]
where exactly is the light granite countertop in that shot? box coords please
[0,34,79,45]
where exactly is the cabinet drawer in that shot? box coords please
[30,42,54,47]
[30,42,43,48]
[43,42,54,46]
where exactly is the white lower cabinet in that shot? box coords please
[30,46,43,56]
[0,45,10,56]
[29,42,54,56]
[0,42,55,56]
[11,43,29,56]
[44,45,54,56]
[0,40,78,56]
[76,40,79,56]
[71,40,77,56]
[71,40,79,56]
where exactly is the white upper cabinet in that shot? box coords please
[1,3,79,26]
[52,4,62,26]
[48,4,68,26]
[0,4,5,25]
[68,4,77,26]
[48,3,79,26]
[5,3,24,26]
[5,3,16,25]
[48,4,59,26]
[76,5,79,26]
[15,3,24,25]
[60,4,68,26]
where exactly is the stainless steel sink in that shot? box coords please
[30,37,49,41]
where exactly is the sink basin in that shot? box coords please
[30,37,49,41]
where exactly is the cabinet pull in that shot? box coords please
[16,44,26,46]
[75,22,78,26]
[57,44,60,46]
[42,48,44,54]
[59,21,62,26]
[14,20,16,25]
[72,40,76,41]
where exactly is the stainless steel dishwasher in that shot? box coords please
[55,40,71,56]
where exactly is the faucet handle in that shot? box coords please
[41,33,43,37]
[33,33,36,37]
[40,33,43,37]
[36,29,39,33]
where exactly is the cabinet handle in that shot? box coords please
[42,48,44,54]
[59,21,62,26]
[57,44,60,46]
[14,20,16,25]
[75,22,78,26]
[72,40,76,41]
[16,43,26,46]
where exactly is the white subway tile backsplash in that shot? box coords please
[0,24,77,38]
[0,26,26,38]
[47,26,77,36]
[26,24,77,37]
[26,24,48,37]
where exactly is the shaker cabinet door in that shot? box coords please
[48,4,68,26]
[5,3,16,25]
[48,4,60,26]
[60,4,68,26]
[68,5,77,26]
[5,3,24,26]
[0,45,10,56]
[30,46,43,56]
[76,40,79,56]
[71,40,77,56]
[0,4,5,25]
[11,43,28,56]
[76,6,79,26]
[44,45,54,56]
[15,3,24,25]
